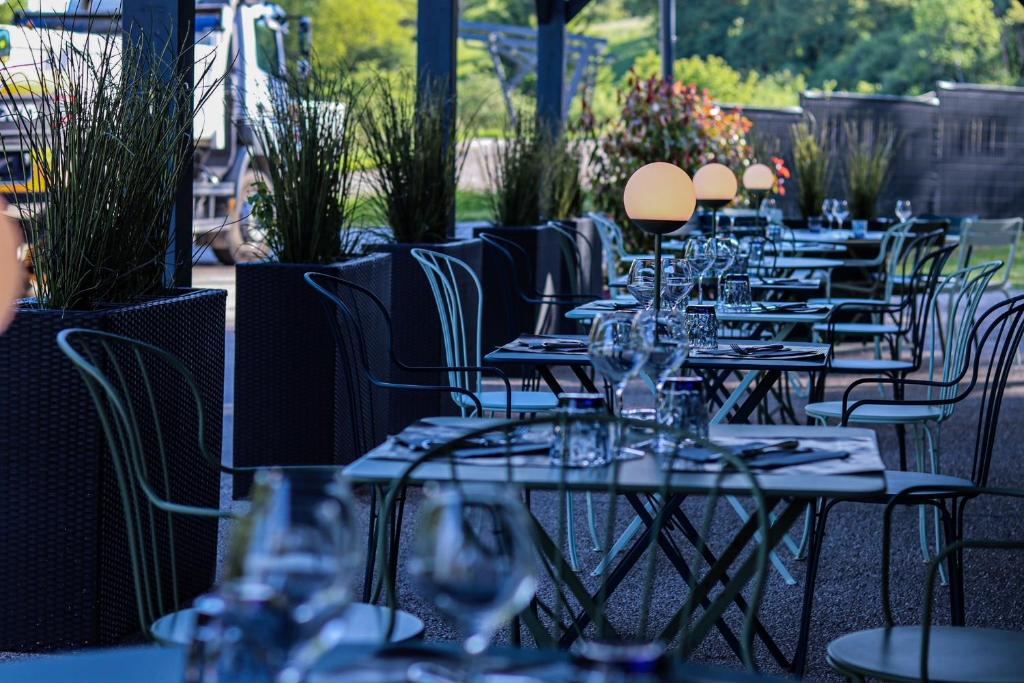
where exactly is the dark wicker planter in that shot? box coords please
[374,239,482,432]
[0,288,225,651]
[233,262,345,498]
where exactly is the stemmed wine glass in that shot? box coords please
[821,198,835,229]
[626,258,657,308]
[683,238,714,304]
[708,237,736,299]
[895,199,913,223]
[834,199,850,229]
[660,259,695,311]
[589,312,650,418]
[631,308,689,389]
[409,485,537,661]
[240,470,361,683]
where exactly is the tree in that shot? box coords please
[283,0,415,71]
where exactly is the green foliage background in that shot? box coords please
[278,0,1024,133]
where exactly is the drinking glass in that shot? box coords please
[684,304,718,351]
[895,199,912,223]
[660,258,695,311]
[834,199,850,229]
[655,376,709,459]
[708,236,736,299]
[626,258,657,308]
[718,274,752,312]
[821,198,835,229]
[550,393,611,468]
[631,308,689,387]
[683,238,714,304]
[759,197,777,226]
[588,312,649,416]
[241,470,361,683]
[409,485,537,658]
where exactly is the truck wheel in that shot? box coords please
[214,172,266,264]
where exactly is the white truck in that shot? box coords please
[0,0,307,263]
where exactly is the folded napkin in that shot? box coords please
[752,303,830,314]
[691,346,825,360]
[502,335,589,353]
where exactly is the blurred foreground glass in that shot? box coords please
[683,238,714,304]
[626,258,656,308]
[409,485,537,657]
[632,308,689,387]
[895,199,912,223]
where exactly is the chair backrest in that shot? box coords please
[56,328,224,637]
[588,211,626,281]
[927,261,1002,419]
[895,243,957,370]
[411,248,483,397]
[373,414,773,671]
[956,217,1023,290]
[304,272,398,456]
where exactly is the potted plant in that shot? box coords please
[0,31,224,649]
[589,73,756,253]
[845,124,895,222]
[360,79,481,428]
[791,121,831,224]
[233,65,366,491]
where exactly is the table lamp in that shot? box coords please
[693,163,737,238]
[623,162,697,312]
[742,163,775,229]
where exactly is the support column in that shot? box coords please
[537,0,566,136]
[660,0,675,82]
[123,0,194,287]
[417,0,458,237]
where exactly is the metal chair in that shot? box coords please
[799,292,1024,656]
[410,248,558,415]
[372,414,774,671]
[827,487,1024,682]
[56,328,419,646]
[587,211,655,286]
[952,217,1023,296]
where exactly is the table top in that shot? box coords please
[608,275,822,292]
[486,335,831,371]
[345,421,885,499]
[565,299,832,324]
[662,239,845,256]
[759,255,843,270]
[0,643,791,683]
[788,228,960,245]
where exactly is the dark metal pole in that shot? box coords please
[124,0,194,287]
[660,0,675,82]
[537,0,567,137]
[417,0,459,237]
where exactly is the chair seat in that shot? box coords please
[882,470,974,497]
[151,602,425,647]
[813,322,900,336]
[805,400,942,424]
[456,390,559,412]
[827,358,914,373]
[828,626,1024,683]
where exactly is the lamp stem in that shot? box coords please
[653,234,662,313]
[712,209,719,239]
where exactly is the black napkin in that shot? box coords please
[669,441,848,468]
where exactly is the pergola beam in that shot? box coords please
[660,0,675,81]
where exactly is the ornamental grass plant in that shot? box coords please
[250,64,363,263]
[0,24,216,310]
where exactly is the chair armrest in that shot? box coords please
[401,364,513,418]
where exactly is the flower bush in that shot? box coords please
[589,72,763,251]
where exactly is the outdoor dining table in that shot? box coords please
[484,336,831,425]
[346,418,886,676]
[660,239,846,256]
[787,228,959,245]
[0,641,793,682]
[608,275,823,295]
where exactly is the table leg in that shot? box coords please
[536,364,567,395]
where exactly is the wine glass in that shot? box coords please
[708,236,736,298]
[821,198,835,229]
[409,485,537,658]
[759,197,777,226]
[895,199,912,223]
[683,238,714,304]
[631,308,689,388]
[834,199,850,229]
[660,259,694,311]
[589,312,650,417]
[626,258,657,309]
[241,470,361,682]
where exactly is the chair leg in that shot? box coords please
[363,485,379,602]
[923,423,948,586]
[585,492,602,552]
[793,499,834,677]
[912,424,931,564]
[895,424,908,471]
[565,494,581,572]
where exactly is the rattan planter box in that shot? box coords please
[0,288,225,651]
